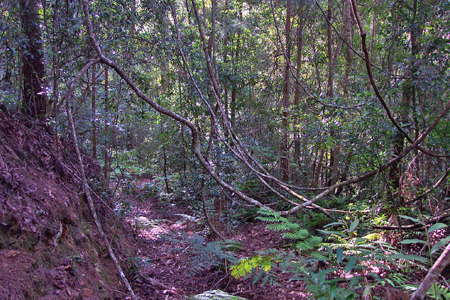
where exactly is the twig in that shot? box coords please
[373,211,450,230]
[405,168,449,205]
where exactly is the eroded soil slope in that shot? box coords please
[0,111,134,299]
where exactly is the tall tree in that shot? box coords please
[280,0,293,181]
[19,0,48,118]
[293,4,305,181]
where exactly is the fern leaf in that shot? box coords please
[282,229,309,240]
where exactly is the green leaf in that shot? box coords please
[390,253,428,264]
[336,248,344,264]
[317,229,346,237]
[399,215,425,225]
[431,236,450,255]
[344,256,358,272]
[399,239,427,245]
[324,221,344,228]
[282,229,309,240]
[428,223,448,233]
[349,219,360,232]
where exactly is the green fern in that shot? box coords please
[283,229,309,240]
[164,234,238,274]
[267,222,300,231]
[257,208,323,253]
[427,283,450,300]
[230,255,274,279]
[296,236,323,251]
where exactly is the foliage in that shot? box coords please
[165,234,239,274]
[230,255,274,279]
[426,283,450,300]
[257,209,323,252]
[305,269,358,300]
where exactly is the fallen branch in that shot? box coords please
[410,243,450,300]
[63,60,137,300]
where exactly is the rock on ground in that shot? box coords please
[188,289,248,300]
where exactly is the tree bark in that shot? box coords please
[19,0,48,118]
[91,64,97,158]
[342,0,353,98]
[326,0,334,98]
[293,5,305,181]
[280,0,293,181]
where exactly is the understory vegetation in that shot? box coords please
[0,0,449,299]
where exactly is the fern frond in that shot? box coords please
[267,222,299,231]
[282,229,309,240]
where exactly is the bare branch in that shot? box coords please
[410,243,450,300]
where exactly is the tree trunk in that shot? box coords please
[19,0,48,118]
[91,64,97,158]
[326,0,340,186]
[326,0,334,98]
[293,5,305,182]
[103,67,111,187]
[342,0,353,98]
[280,0,293,182]
[388,0,421,210]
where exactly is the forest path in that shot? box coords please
[120,192,309,300]
[123,195,224,299]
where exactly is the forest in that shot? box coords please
[0,0,449,299]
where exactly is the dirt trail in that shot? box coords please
[124,194,309,300]
[0,111,308,300]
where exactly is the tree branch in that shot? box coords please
[79,0,272,213]
[410,243,450,300]
[63,61,137,300]
[350,0,449,159]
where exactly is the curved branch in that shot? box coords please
[79,0,272,213]
[350,0,449,159]
[405,168,450,205]
[283,98,450,214]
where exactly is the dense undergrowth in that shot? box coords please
[113,157,449,300]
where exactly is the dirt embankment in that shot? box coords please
[0,111,135,299]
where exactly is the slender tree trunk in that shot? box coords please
[326,0,340,186]
[19,0,48,118]
[280,0,293,181]
[326,0,334,98]
[162,144,172,193]
[103,67,111,187]
[388,0,421,210]
[91,64,97,158]
[343,0,353,98]
[293,5,305,182]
